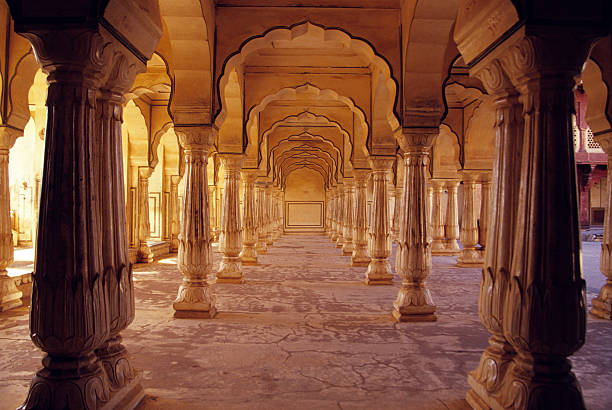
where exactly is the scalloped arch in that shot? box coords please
[216,22,398,146]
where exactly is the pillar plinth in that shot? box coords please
[365,157,394,285]
[430,180,446,254]
[136,168,153,263]
[457,171,482,267]
[216,154,244,284]
[240,170,258,265]
[173,127,216,318]
[0,129,22,311]
[255,182,268,254]
[352,170,371,266]
[443,179,460,255]
[342,179,355,255]
[393,132,436,322]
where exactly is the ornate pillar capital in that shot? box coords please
[353,169,371,183]
[219,153,244,170]
[397,130,436,153]
[368,156,395,171]
[175,125,214,152]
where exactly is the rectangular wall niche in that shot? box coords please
[285,201,324,232]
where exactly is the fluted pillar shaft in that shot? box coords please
[592,136,612,319]
[478,176,491,253]
[426,185,433,235]
[466,61,521,409]
[444,180,460,254]
[464,28,595,409]
[240,170,258,265]
[330,189,339,241]
[335,184,345,247]
[352,171,371,266]
[173,128,215,319]
[457,171,482,267]
[265,186,274,246]
[365,157,394,285]
[208,185,217,242]
[393,133,436,322]
[94,85,142,400]
[342,179,355,255]
[0,130,22,311]
[170,176,180,252]
[430,180,446,253]
[392,183,403,243]
[137,168,153,263]
[255,183,268,254]
[216,154,244,284]
[18,24,160,408]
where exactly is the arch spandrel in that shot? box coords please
[583,36,612,140]
[464,97,495,170]
[432,124,461,179]
[160,0,214,125]
[403,0,459,129]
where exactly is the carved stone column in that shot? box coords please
[208,185,217,242]
[430,179,446,254]
[255,182,267,254]
[137,168,153,263]
[325,190,331,234]
[0,129,22,311]
[94,72,144,404]
[173,127,215,318]
[16,27,157,409]
[465,59,522,410]
[365,157,394,285]
[393,132,436,322]
[466,28,596,409]
[426,184,433,234]
[444,179,460,255]
[169,176,180,252]
[593,134,612,319]
[216,154,244,284]
[392,183,403,243]
[272,189,281,241]
[240,169,258,265]
[342,179,355,255]
[330,188,339,241]
[457,171,482,267]
[352,170,371,266]
[278,189,285,234]
[265,186,274,246]
[335,183,345,247]
[478,174,491,254]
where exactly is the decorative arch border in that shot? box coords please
[214,21,398,145]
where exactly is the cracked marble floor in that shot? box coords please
[1,235,611,409]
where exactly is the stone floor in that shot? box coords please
[1,235,611,409]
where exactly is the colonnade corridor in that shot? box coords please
[1,236,610,409]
